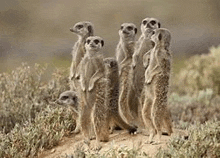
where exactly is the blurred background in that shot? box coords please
[0,0,220,75]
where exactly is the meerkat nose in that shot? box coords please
[70,28,74,32]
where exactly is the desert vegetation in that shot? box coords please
[1,46,220,157]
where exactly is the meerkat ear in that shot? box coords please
[134,28,137,34]
[158,22,161,28]
[101,40,104,47]
[158,33,162,41]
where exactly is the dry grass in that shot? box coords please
[1,46,220,157]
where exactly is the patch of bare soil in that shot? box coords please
[39,129,187,158]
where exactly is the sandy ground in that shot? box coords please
[39,128,187,158]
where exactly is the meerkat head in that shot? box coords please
[85,36,104,53]
[70,21,94,38]
[119,23,137,40]
[141,17,161,38]
[56,91,78,109]
[104,57,118,70]
[151,28,171,50]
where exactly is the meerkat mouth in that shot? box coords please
[122,30,130,35]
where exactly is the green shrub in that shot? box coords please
[156,121,220,158]
[173,46,220,95]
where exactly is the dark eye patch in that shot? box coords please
[142,20,147,25]
[152,30,155,35]
[86,39,91,44]
[94,39,99,44]
[127,26,133,31]
[76,24,83,29]
[121,26,124,30]
[72,96,77,102]
[150,20,156,25]
[61,96,69,100]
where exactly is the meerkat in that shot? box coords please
[55,91,81,131]
[142,28,173,144]
[56,91,79,119]
[132,17,161,97]
[103,57,137,134]
[69,21,94,90]
[69,21,94,134]
[115,23,137,67]
[78,36,109,150]
[114,23,140,127]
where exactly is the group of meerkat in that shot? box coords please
[56,17,173,149]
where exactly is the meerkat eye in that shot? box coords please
[152,30,156,35]
[127,26,133,31]
[76,24,83,29]
[94,39,99,45]
[142,20,147,25]
[150,20,156,25]
[61,96,68,100]
[86,39,91,44]
[72,96,77,102]
[120,26,124,30]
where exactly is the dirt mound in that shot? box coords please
[39,129,187,158]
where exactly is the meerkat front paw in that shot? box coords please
[81,83,86,92]
[88,83,94,91]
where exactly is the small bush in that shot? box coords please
[169,90,220,129]
[156,121,220,158]
[0,63,76,157]
[62,141,150,158]
[173,45,220,95]
[0,63,69,133]
[0,106,75,157]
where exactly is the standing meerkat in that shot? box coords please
[69,21,94,90]
[132,17,161,98]
[78,36,109,150]
[69,21,94,134]
[104,57,137,134]
[142,28,173,144]
[115,23,137,67]
[115,23,139,126]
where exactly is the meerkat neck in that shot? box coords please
[86,51,101,58]
[77,35,88,43]
[155,43,166,51]
[120,38,135,57]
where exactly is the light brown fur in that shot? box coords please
[69,21,94,134]
[104,57,137,134]
[116,23,137,68]
[115,23,140,127]
[78,36,109,150]
[69,21,94,91]
[132,18,161,97]
[142,28,173,144]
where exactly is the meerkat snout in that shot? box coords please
[70,28,74,32]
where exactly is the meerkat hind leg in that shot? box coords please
[91,100,109,150]
[151,101,165,145]
[162,109,173,136]
[142,98,156,144]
